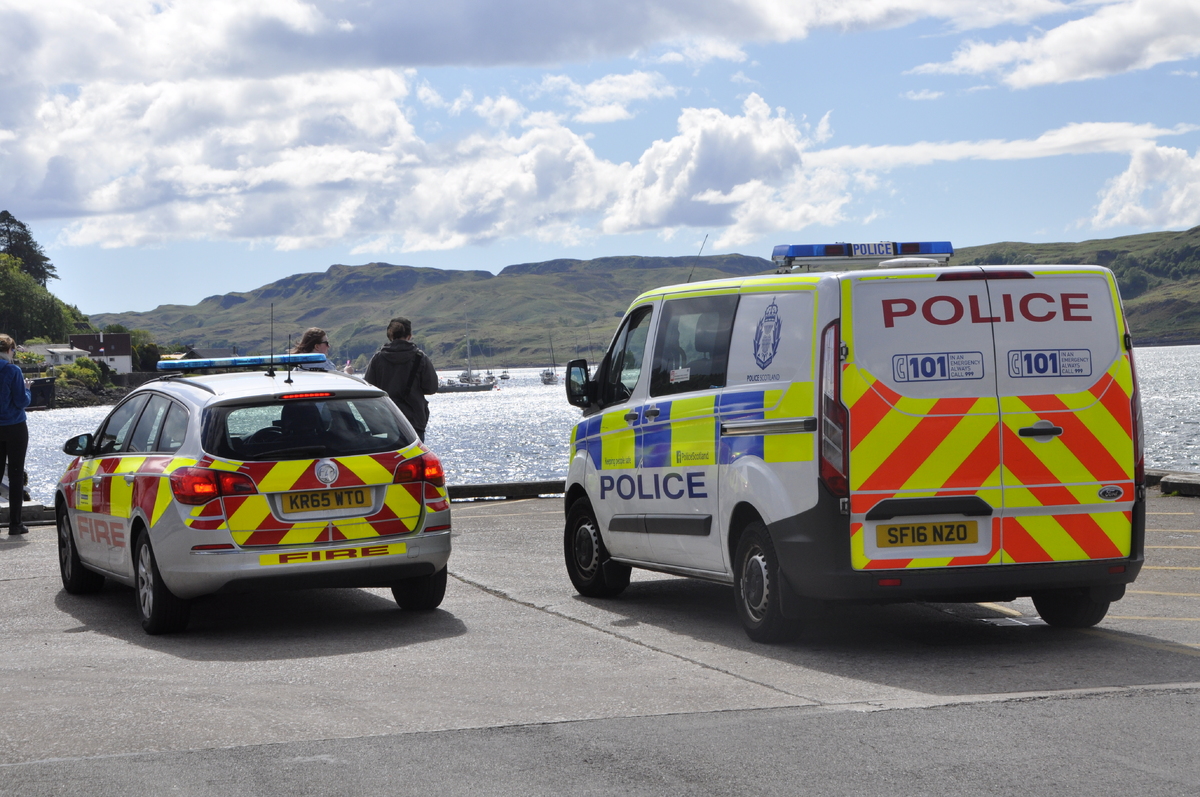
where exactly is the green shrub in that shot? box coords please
[56,358,102,390]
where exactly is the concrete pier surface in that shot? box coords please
[2,488,1198,796]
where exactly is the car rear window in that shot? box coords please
[203,397,416,461]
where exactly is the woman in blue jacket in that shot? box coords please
[0,334,31,536]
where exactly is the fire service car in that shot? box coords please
[563,241,1143,642]
[55,355,451,634]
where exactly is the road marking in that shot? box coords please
[1108,616,1200,622]
[452,511,557,519]
[1144,566,1200,570]
[1080,629,1200,657]
[1129,590,1200,597]
[976,602,1023,617]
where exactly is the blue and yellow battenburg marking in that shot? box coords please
[572,383,816,470]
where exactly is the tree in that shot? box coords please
[0,253,85,342]
[0,210,57,285]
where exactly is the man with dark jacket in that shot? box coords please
[363,317,439,441]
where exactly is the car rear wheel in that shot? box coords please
[135,534,191,634]
[1032,588,1111,628]
[392,567,447,610]
[564,498,630,598]
[57,507,105,594]
[734,521,798,644]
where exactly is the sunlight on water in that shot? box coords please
[17,350,1200,504]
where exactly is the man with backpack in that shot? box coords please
[363,317,439,441]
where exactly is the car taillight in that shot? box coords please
[169,467,258,505]
[819,320,849,497]
[393,452,446,487]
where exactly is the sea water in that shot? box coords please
[15,348,1200,505]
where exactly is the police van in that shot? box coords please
[563,241,1144,642]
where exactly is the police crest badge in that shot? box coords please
[753,299,782,369]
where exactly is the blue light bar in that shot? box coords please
[772,241,953,260]
[156,353,327,371]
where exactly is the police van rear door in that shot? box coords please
[988,267,1135,565]
[845,268,1005,570]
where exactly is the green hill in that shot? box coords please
[90,254,772,367]
[89,227,1200,363]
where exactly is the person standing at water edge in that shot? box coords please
[0,334,31,536]
[291,327,338,371]
[364,317,438,441]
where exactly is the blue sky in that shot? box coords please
[2,0,1198,315]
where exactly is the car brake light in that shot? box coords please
[393,452,446,487]
[279,392,334,400]
[170,467,258,505]
[819,321,849,497]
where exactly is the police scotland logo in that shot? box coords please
[753,299,782,370]
[315,459,339,485]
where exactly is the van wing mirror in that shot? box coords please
[62,433,94,457]
[565,359,593,408]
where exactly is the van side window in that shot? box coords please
[650,294,738,397]
[600,305,654,406]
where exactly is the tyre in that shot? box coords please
[392,567,447,610]
[135,533,191,634]
[1032,588,1111,628]
[57,506,105,594]
[564,499,630,598]
[733,521,797,643]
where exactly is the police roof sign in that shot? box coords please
[772,241,953,270]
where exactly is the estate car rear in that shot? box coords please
[55,362,451,634]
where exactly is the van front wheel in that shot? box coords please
[1032,588,1111,628]
[565,499,630,598]
[734,522,797,643]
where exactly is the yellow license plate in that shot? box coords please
[283,488,371,514]
[876,520,979,548]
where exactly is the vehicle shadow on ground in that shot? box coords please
[54,583,467,662]
[579,576,1200,696]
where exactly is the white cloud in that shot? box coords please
[3,0,1083,85]
[1093,144,1200,229]
[474,95,525,128]
[536,71,677,123]
[804,122,1198,171]
[913,0,1200,87]
[904,89,944,100]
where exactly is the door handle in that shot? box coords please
[624,410,639,423]
[644,406,660,419]
[1018,424,1063,438]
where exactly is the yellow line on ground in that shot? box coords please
[1147,545,1200,549]
[976,602,1023,617]
[1129,590,1200,597]
[452,511,556,519]
[1108,616,1200,622]
[1081,628,1200,656]
[1144,566,1200,570]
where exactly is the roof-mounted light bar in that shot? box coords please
[772,241,953,272]
[156,353,326,372]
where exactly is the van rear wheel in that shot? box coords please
[565,499,630,598]
[734,522,798,643]
[1032,588,1111,628]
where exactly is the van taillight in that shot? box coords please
[1129,349,1144,487]
[169,468,258,505]
[819,321,849,497]
[393,452,446,487]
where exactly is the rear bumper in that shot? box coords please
[159,530,452,599]
[768,484,1145,609]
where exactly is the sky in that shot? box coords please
[1,0,1199,315]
